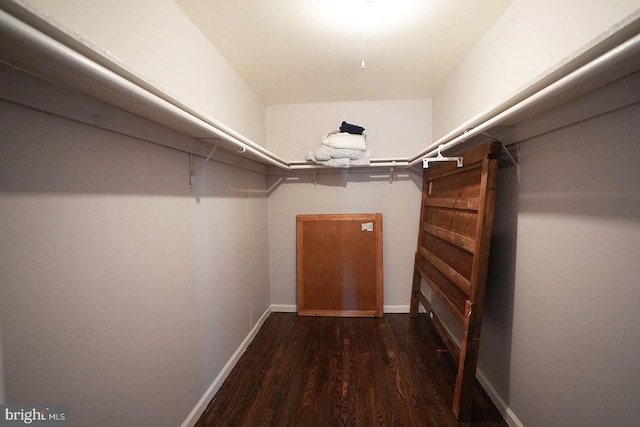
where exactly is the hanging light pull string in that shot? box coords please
[361,24,366,70]
[361,0,373,70]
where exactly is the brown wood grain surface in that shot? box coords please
[297,213,383,317]
[195,313,507,427]
[410,141,501,420]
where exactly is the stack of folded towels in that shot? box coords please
[305,121,371,168]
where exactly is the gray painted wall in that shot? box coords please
[506,102,640,426]
[0,95,270,425]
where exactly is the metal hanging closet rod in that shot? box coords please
[409,30,640,168]
[0,7,290,170]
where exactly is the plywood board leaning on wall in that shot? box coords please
[297,213,383,317]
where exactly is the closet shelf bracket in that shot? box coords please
[481,133,520,182]
[189,144,218,187]
[422,145,463,169]
[389,161,396,184]
[500,142,520,182]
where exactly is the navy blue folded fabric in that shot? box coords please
[339,121,365,135]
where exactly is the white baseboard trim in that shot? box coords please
[270,304,411,314]
[475,369,524,427]
[383,305,410,313]
[270,304,297,312]
[180,306,273,427]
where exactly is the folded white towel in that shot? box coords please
[305,150,371,169]
[350,150,371,167]
[322,130,367,151]
[318,158,352,168]
[305,150,317,162]
[308,145,366,161]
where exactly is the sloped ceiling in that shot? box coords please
[174,0,512,105]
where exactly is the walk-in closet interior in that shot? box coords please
[1,1,639,426]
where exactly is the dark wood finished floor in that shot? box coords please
[196,313,507,427]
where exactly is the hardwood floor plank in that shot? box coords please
[195,313,507,427]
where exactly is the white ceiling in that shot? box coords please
[174,0,512,105]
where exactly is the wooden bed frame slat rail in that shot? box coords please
[420,247,472,294]
[425,198,480,210]
[410,141,501,421]
[423,224,477,253]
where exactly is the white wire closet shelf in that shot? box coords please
[2,2,640,176]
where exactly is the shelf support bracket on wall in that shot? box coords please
[500,142,520,182]
[481,133,520,182]
[389,161,396,184]
[189,144,218,188]
[312,168,317,188]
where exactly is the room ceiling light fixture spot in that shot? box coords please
[313,0,423,36]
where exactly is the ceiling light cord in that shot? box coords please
[361,0,373,70]
[361,26,366,70]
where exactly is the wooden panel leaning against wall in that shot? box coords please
[410,141,502,421]
[297,213,383,317]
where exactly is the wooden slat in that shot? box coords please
[453,300,480,421]
[410,252,423,317]
[424,198,479,211]
[468,158,499,310]
[423,223,475,254]
[422,233,473,281]
[426,207,477,240]
[417,269,465,325]
[420,247,471,295]
[424,161,483,182]
[416,289,430,313]
[428,167,483,199]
